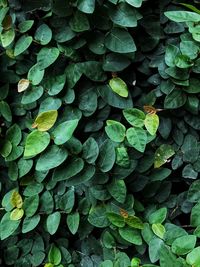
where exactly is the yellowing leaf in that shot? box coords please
[32,110,58,132]
[17,79,30,92]
[109,77,128,98]
[144,113,159,135]
[154,144,175,168]
[152,223,166,239]
[10,208,24,220]
[44,264,54,267]
[10,191,23,208]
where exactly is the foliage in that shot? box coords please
[0,0,200,266]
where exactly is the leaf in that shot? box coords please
[36,145,68,172]
[48,245,61,265]
[10,191,23,208]
[164,11,200,22]
[125,216,144,229]
[107,213,125,227]
[180,3,200,15]
[82,137,99,164]
[152,223,166,239]
[144,114,159,135]
[126,127,147,153]
[21,85,44,104]
[32,110,58,132]
[52,119,79,145]
[191,202,200,227]
[46,212,61,235]
[125,0,143,7]
[0,213,20,240]
[119,227,142,245]
[107,179,127,203]
[37,47,59,70]
[105,120,126,142]
[18,20,34,33]
[0,139,12,157]
[22,214,40,233]
[149,208,167,224]
[34,23,52,45]
[123,108,145,127]
[172,235,196,255]
[67,212,80,234]
[77,0,95,14]
[69,10,90,32]
[88,206,110,228]
[24,130,50,158]
[186,247,200,266]
[149,238,164,263]
[17,79,30,93]
[164,90,187,109]
[14,35,32,56]
[1,28,15,47]
[109,77,129,98]
[97,140,116,172]
[28,64,45,85]
[105,28,136,53]
[154,144,175,168]
[10,208,24,220]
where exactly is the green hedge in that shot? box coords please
[1,0,200,266]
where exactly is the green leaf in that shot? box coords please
[152,223,166,239]
[82,137,99,164]
[10,208,24,221]
[77,0,95,14]
[109,77,129,98]
[28,64,45,86]
[191,202,200,227]
[165,44,179,67]
[107,213,125,227]
[0,139,12,157]
[123,108,145,127]
[18,20,34,33]
[69,11,90,32]
[109,3,142,27]
[119,227,142,245]
[32,110,58,132]
[186,247,200,266]
[88,206,110,228]
[1,28,15,47]
[165,11,200,22]
[144,114,159,135]
[48,244,61,265]
[21,85,44,105]
[37,47,59,70]
[184,78,200,94]
[125,0,143,7]
[22,214,40,233]
[172,235,196,255]
[52,119,79,145]
[149,208,167,224]
[105,120,126,142]
[6,124,22,146]
[24,130,50,158]
[105,28,136,53]
[0,212,20,240]
[67,212,80,234]
[99,260,113,267]
[23,195,39,217]
[97,140,116,172]
[154,144,175,168]
[116,146,130,167]
[34,23,52,45]
[126,127,147,153]
[36,145,68,171]
[46,212,61,235]
[149,237,164,263]
[14,35,32,56]
[164,90,187,109]
[125,216,144,229]
[107,179,127,203]
[0,100,12,122]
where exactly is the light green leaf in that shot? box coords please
[152,223,166,239]
[172,235,196,255]
[24,130,50,158]
[154,144,175,168]
[123,108,145,127]
[186,247,200,266]
[125,0,143,7]
[126,127,147,153]
[165,11,200,22]
[1,28,15,47]
[18,20,34,33]
[32,110,58,132]
[10,208,24,221]
[48,244,61,265]
[105,120,126,142]
[109,77,128,98]
[144,114,159,136]
[28,64,45,85]
[0,212,20,240]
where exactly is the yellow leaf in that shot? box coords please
[44,263,54,267]
[17,79,30,92]
[32,110,58,132]
[10,208,24,220]
[10,191,23,208]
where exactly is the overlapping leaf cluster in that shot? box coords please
[1,0,200,266]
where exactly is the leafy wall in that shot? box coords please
[1,0,200,266]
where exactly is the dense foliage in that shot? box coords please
[1,0,200,266]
